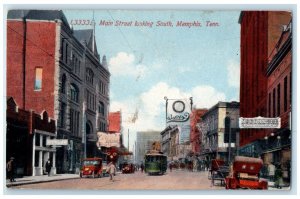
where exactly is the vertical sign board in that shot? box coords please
[166,99,191,144]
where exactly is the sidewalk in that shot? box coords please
[6,173,79,187]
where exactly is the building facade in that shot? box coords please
[6,97,56,176]
[135,131,162,164]
[161,126,179,161]
[190,109,208,155]
[238,11,291,149]
[200,102,240,163]
[7,10,110,174]
[264,20,292,184]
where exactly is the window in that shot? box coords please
[65,43,69,64]
[86,90,96,111]
[61,74,66,94]
[277,84,280,116]
[59,102,66,128]
[99,101,105,116]
[70,109,80,135]
[70,84,79,103]
[284,76,288,112]
[34,68,43,91]
[273,88,276,117]
[268,93,271,117]
[86,68,94,85]
[35,134,40,146]
[72,54,75,70]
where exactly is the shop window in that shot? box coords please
[35,134,40,146]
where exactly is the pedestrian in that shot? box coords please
[107,162,116,181]
[140,163,144,173]
[274,163,283,189]
[7,157,16,182]
[169,163,173,172]
[268,162,275,182]
[45,159,52,176]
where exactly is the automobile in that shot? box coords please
[80,157,103,178]
[225,156,268,189]
[121,162,135,174]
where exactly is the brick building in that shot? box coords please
[6,97,56,176]
[238,11,292,185]
[189,109,207,155]
[264,20,292,184]
[238,11,291,152]
[6,10,110,174]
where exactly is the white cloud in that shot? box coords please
[110,82,226,134]
[108,52,148,78]
[191,85,226,108]
[227,60,240,88]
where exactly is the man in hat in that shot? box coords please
[7,157,16,182]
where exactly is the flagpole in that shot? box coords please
[164,96,168,126]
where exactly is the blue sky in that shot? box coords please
[64,10,241,150]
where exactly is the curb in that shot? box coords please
[6,177,79,188]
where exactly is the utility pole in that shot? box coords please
[225,116,231,164]
[82,101,87,159]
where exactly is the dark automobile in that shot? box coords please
[122,163,135,174]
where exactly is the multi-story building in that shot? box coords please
[190,109,207,155]
[239,11,292,185]
[6,97,56,176]
[161,125,179,161]
[135,131,161,164]
[6,10,110,174]
[238,11,291,151]
[200,102,240,163]
[264,20,292,184]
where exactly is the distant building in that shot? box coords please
[161,126,179,161]
[200,102,240,163]
[6,10,110,174]
[135,131,161,164]
[108,111,122,134]
[190,109,208,155]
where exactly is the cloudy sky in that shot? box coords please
[64,10,241,150]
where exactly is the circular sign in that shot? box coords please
[172,100,185,113]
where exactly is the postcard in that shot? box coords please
[4,8,293,192]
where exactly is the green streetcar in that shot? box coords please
[144,152,167,175]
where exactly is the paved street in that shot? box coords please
[9,170,224,190]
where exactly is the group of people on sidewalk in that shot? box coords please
[6,157,53,182]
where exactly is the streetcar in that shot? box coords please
[144,151,167,175]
